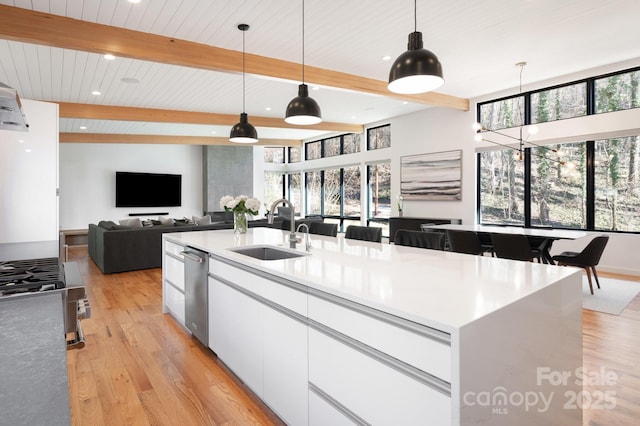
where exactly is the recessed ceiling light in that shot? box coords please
[103,53,115,60]
[351,115,357,119]
[18,139,24,143]
[121,77,140,84]
[25,148,32,153]
[80,126,87,130]
[211,130,217,135]
[311,86,320,91]
[381,55,392,61]
[265,107,272,111]
[92,90,101,96]
[402,101,409,105]
[128,0,141,3]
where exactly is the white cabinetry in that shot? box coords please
[263,305,308,426]
[209,276,264,394]
[162,240,185,326]
[307,293,451,425]
[208,256,308,425]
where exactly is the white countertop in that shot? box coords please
[165,228,581,333]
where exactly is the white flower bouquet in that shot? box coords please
[219,195,261,216]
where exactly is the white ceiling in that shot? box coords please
[1,0,639,141]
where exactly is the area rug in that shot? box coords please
[582,276,640,315]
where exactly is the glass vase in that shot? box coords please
[234,211,248,234]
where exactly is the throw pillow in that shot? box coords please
[119,217,143,228]
[159,216,175,225]
[192,215,212,226]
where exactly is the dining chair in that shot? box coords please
[552,235,609,295]
[309,222,338,237]
[394,230,444,250]
[446,230,483,255]
[490,233,541,262]
[345,225,382,243]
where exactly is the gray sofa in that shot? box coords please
[88,214,280,274]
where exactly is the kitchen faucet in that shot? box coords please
[267,198,298,248]
[296,223,311,251]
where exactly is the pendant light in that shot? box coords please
[230,24,258,143]
[388,0,444,94]
[285,0,322,125]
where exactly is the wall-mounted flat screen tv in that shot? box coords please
[115,171,182,207]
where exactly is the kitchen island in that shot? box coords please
[162,227,583,425]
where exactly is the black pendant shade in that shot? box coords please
[230,112,258,143]
[285,84,322,125]
[230,23,258,143]
[388,31,444,94]
[285,0,322,125]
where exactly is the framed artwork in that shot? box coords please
[400,150,462,200]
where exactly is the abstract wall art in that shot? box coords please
[400,150,462,200]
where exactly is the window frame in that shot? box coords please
[477,65,640,234]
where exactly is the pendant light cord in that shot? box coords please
[242,28,246,113]
[302,0,305,84]
[518,63,524,152]
[414,0,417,32]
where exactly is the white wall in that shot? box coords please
[0,99,58,243]
[59,143,202,229]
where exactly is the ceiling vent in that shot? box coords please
[0,82,29,132]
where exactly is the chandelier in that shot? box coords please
[473,62,565,164]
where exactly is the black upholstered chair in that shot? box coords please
[394,230,444,250]
[309,222,338,237]
[345,225,382,243]
[490,233,541,262]
[446,230,483,255]
[552,235,609,295]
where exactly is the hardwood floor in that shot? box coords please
[66,246,640,425]
[66,246,282,425]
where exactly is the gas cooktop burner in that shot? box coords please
[0,257,64,296]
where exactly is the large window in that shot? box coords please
[530,143,586,228]
[304,133,363,159]
[264,172,284,212]
[287,173,302,210]
[367,125,391,150]
[479,137,640,232]
[595,69,640,114]
[343,166,361,217]
[343,134,362,154]
[479,96,524,131]
[305,171,322,215]
[306,141,321,161]
[323,168,341,216]
[304,166,363,231]
[478,151,525,226]
[478,65,640,233]
[324,137,341,158]
[531,83,587,123]
[367,162,391,236]
[288,146,301,163]
[264,147,284,163]
[595,136,640,231]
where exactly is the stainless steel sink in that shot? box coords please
[229,245,308,260]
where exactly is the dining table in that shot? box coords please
[422,223,592,264]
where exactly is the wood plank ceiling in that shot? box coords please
[0,0,639,145]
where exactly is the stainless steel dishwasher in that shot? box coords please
[181,247,209,346]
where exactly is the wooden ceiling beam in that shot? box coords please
[57,102,363,133]
[0,5,469,111]
[60,133,301,147]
